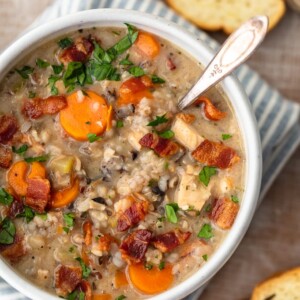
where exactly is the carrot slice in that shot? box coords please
[114,270,128,288]
[60,90,109,141]
[83,220,93,246]
[92,295,112,300]
[106,105,113,132]
[51,178,80,208]
[7,161,28,196]
[27,162,46,179]
[134,32,160,58]
[128,263,173,295]
[81,248,90,266]
[116,76,153,107]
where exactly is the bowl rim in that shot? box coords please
[0,8,262,300]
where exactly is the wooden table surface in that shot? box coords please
[0,1,299,299]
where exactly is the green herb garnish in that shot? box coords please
[198,224,213,239]
[198,166,217,187]
[48,75,60,95]
[87,133,101,143]
[165,203,179,224]
[115,295,127,300]
[144,262,153,270]
[16,66,34,79]
[0,218,16,244]
[36,213,47,221]
[231,195,239,203]
[76,257,91,279]
[63,62,87,91]
[151,75,165,84]
[17,206,35,223]
[128,66,145,77]
[158,261,165,270]
[52,64,64,74]
[28,91,36,98]
[12,144,28,155]
[116,120,124,128]
[36,58,50,69]
[202,254,208,261]
[147,114,168,127]
[119,54,133,66]
[63,213,75,228]
[158,130,174,139]
[222,134,232,140]
[24,155,48,163]
[58,37,73,49]
[0,188,13,206]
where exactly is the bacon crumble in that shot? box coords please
[192,139,240,169]
[98,234,115,252]
[119,229,152,264]
[0,144,13,169]
[0,115,18,144]
[166,57,176,70]
[22,95,67,119]
[117,200,149,232]
[210,197,239,229]
[0,235,26,262]
[139,133,181,158]
[152,229,191,253]
[194,96,226,121]
[55,265,82,297]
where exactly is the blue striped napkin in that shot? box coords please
[1,0,299,299]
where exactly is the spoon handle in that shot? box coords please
[178,15,269,110]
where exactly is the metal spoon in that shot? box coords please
[177,15,269,110]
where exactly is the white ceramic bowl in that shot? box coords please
[0,9,262,300]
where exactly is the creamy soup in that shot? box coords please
[0,24,244,299]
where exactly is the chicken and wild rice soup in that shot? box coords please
[0,24,244,299]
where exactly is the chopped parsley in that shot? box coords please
[0,188,13,206]
[202,254,208,261]
[231,195,239,203]
[52,64,64,75]
[198,224,213,239]
[67,290,85,300]
[198,166,217,187]
[147,114,168,127]
[63,62,89,92]
[15,65,34,79]
[158,261,165,270]
[18,206,35,223]
[76,257,91,279]
[24,155,48,163]
[87,133,101,143]
[0,218,16,245]
[36,58,50,69]
[47,75,60,95]
[63,213,75,228]
[165,203,179,224]
[128,66,145,77]
[158,129,174,139]
[116,120,124,128]
[115,295,126,300]
[58,37,73,49]
[12,144,28,155]
[28,91,36,98]
[151,75,165,84]
[222,134,232,140]
[119,55,133,66]
[144,262,153,270]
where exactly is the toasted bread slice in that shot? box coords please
[251,267,300,300]
[166,0,286,34]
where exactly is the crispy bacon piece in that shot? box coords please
[210,197,239,229]
[78,280,92,300]
[0,115,18,144]
[194,96,226,121]
[139,133,180,158]
[117,200,149,232]
[192,139,240,169]
[0,235,26,262]
[119,229,152,264]
[22,95,67,119]
[59,37,94,65]
[25,178,50,213]
[166,57,176,70]
[0,144,12,169]
[98,234,115,252]
[55,265,82,297]
[152,229,191,253]
[176,113,195,124]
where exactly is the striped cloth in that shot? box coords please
[1,0,300,299]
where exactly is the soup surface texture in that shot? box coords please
[0,24,244,299]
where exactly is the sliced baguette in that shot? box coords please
[251,267,300,300]
[166,0,286,34]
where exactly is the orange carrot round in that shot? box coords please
[7,161,28,196]
[134,32,160,58]
[51,178,80,208]
[92,295,112,300]
[60,90,109,141]
[27,162,46,179]
[128,263,173,295]
[106,105,113,132]
[114,270,128,288]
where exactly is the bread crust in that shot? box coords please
[165,0,286,34]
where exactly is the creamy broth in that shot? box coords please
[0,25,244,299]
